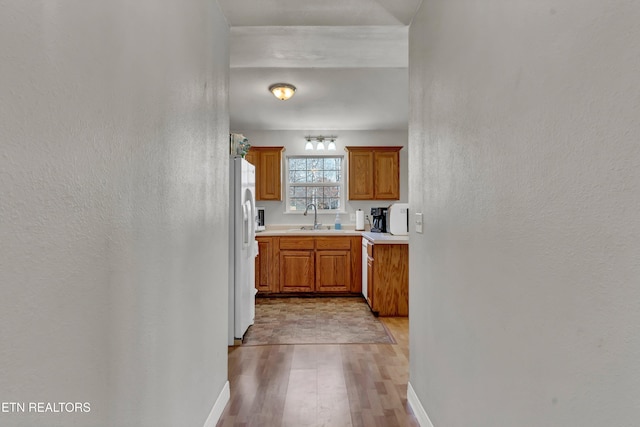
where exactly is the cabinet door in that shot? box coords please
[246,147,284,201]
[350,236,362,293]
[348,150,374,200]
[374,150,400,200]
[255,237,272,293]
[316,250,351,292]
[371,244,409,316]
[279,250,315,292]
[258,149,282,200]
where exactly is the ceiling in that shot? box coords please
[218,0,422,131]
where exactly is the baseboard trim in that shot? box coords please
[407,381,434,427]
[203,381,230,427]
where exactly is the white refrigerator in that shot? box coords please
[229,157,259,344]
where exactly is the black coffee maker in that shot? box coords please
[370,207,388,233]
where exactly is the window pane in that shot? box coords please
[323,158,336,170]
[323,171,337,182]
[323,186,340,197]
[289,198,308,211]
[290,186,306,198]
[308,187,322,200]
[290,158,306,170]
[307,171,321,183]
[308,158,324,170]
[289,170,306,183]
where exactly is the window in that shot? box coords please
[286,156,344,212]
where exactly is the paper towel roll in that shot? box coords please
[355,209,365,230]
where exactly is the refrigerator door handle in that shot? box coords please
[242,201,250,247]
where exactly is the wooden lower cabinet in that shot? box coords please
[255,235,361,294]
[366,242,408,316]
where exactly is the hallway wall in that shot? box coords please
[408,1,640,426]
[0,1,230,426]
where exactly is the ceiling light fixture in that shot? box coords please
[269,83,296,101]
[304,135,338,151]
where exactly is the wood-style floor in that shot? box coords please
[217,317,418,427]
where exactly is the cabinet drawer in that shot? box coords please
[279,237,315,250]
[315,237,351,250]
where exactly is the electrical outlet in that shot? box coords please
[415,213,423,234]
[350,213,356,221]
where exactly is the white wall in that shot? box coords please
[236,129,408,227]
[0,1,230,426]
[408,1,640,426]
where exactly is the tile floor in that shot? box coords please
[242,297,395,346]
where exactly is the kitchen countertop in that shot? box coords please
[256,227,408,244]
[256,227,362,237]
[361,231,409,244]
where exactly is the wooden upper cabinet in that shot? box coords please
[244,146,284,201]
[345,146,402,200]
[258,149,282,200]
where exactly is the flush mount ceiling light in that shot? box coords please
[304,135,338,151]
[269,83,296,101]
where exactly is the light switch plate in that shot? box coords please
[415,213,423,234]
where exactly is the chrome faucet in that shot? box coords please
[303,203,321,229]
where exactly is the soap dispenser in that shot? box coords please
[334,213,342,230]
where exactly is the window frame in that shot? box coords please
[284,154,346,214]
